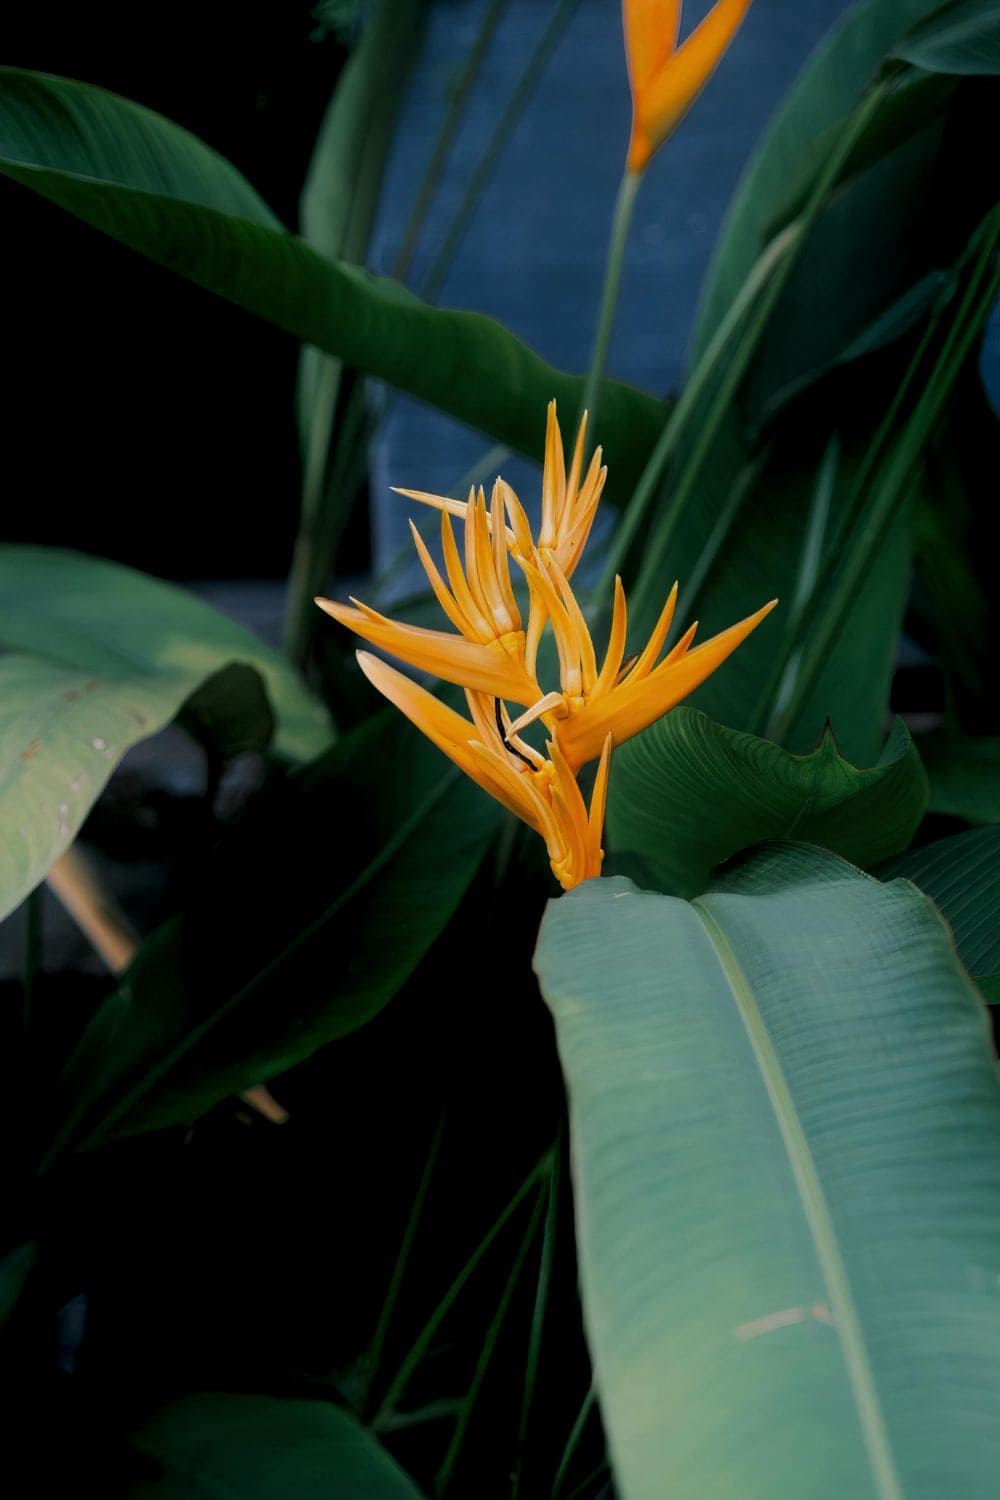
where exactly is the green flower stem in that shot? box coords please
[592,221,798,603]
[578,166,644,434]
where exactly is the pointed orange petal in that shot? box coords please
[624,0,682,168]
[547,737,591,888]
[440,511,492,642]
[593,576,629,700]
[498,478,535,559]
[408,519,475,637]
[633,0,752,167]
[316,598,537,702]
[393,486,516,545]
[559,409,589,535]
[469,740,553,840]
[470,488,516,634]
[464,487,495,625]
[506,691,567,740]
[558,598,777,769]
[490,481,521,631]
[550,561,598,697]
[540,400,566,549]
[623,0,680,96]
[629,581,679,681]
[519,554,582,697]
[586,733,614,875]
[355,651,479,775]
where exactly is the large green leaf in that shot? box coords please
[881,826,1000,998]
[126,1392,423,1498]
[534,844,1000,1499]
[0,67,663,496]
[44,710,500,1159]
[288,0,428,663]
[894,0,1000,73]
[606,711,927,897]
[0,547,330,924]
[693,0,960,357]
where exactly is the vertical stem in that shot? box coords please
[419,0,584,303]
[363,1114,446,1418]
[392,0,513,282]
[578,168,643,433]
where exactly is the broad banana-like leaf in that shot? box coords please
[534,843,1000,1499]
[0,546,330,924]
[0,67,663,497]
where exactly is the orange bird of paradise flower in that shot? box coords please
[623,0,753,172]
[316,402,775,891]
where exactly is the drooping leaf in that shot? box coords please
[0,67,664,498]
[606,711,927,897]
[126,1391,424,1499]
[880,825,1000,995]
[44,710,500,1159]
[534,843,1000,1499]
[894,0,1000,74]
[0,547,330,923]
[293,0,428,631]
[693,0,968,358]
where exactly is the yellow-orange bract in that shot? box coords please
[315,401,775,891]
[623,0,753,171]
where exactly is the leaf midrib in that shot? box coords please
[691,897,903,1500]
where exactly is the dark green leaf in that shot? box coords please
[179,662,275,760]
[0,68,664,497]
[534,844,1000,1498]
[693,0,962,358]
[46,711,501,1156]
[917,733,1000,821]
[894,0,1000,73]
[126,1391,424,1498]
[880,825,1000,987]
[606,710,927,897]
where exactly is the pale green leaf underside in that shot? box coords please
[534,844,1000,1499]
[0,546,330,922]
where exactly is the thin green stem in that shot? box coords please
[510,1137,561,1497]
[363,1114,446,1419]
[563,1460,610,1500]
[420,0,583,303]
[373,1148,553,1429]
[435,1187,547,1496]
[392,0,512,282]
[578,168,643,434]
[767,215,999,745]
[551,1385,596,1499]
